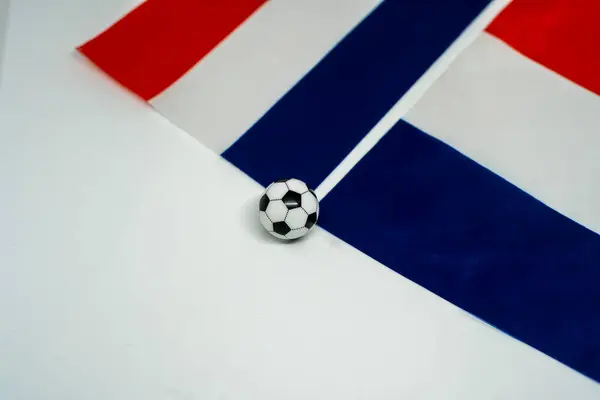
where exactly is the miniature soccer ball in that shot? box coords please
[259,178,319,240]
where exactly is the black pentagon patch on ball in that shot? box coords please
[273,221,291,236]
[275,178,290,183]
[305,212,317,229]
[282,191,302,209]
[259,194,270,212]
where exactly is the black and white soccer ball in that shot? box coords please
[259,178,319,240]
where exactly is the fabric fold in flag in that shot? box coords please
[222,0,491,189]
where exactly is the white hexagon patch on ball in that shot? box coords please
[259,178,319,240]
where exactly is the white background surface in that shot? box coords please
[1,1,599,399]
[0,0,10,83]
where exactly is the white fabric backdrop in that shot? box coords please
[0,0,10,84]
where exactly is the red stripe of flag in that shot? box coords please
[78,0,267,100]
[487,0,600,96]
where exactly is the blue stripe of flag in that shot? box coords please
[319,120,600,382]
[223,0,491,189]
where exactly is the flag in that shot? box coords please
[79,0,600,382]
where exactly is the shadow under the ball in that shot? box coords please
[241,195,279,243]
